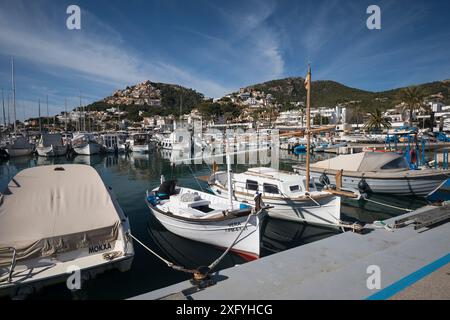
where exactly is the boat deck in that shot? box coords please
[130,205,450,300]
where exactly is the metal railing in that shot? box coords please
[0,247,17,283]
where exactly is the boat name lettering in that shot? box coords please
[226,222,248,232]
[88,242,112,254]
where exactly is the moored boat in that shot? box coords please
[293,152,449,197]
[0,164,134,298]
[72,133,102,155]
[36,133,67,157]
[146,182,267,260]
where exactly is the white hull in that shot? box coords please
[148,204,264,259]
[36,145,67,157]
[6,147,33,157]
[73,142,101,155]
[295,168,447,196]
[131,144,150,153]
[210,186,341,227]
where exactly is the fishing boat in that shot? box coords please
[146,187,266,260]
[128,133,152,153]
[72,133,102,155]
[0,165,134,298]
[293,152,449,197]
[36,133,67,157]
[208,167,342,227]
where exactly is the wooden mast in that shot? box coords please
[305,64,312,192]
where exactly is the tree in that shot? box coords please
[363,109,391,133]
[398,87,426,127]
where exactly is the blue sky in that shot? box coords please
[0,0,449,120]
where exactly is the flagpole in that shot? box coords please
[305,64,311,192]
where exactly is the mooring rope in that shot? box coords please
[128,208,261,277]
[128,233,196,274]
[361,195,413,212]
[208,210,256,272]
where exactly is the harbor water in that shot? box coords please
[0,149,430,299]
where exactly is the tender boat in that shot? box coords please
[146,183,267,260]
[0,165,134,298]
[36,133,68,157]
[209,167,342,227]
[293,152,449,197]
[72,133,103,155]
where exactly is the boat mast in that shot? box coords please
[1,88,5,128]
[46,94,49,130]
[64,98,67,132]
[305,64,311,192]
[38,99,42,133]
[11,57,17,134]
[226,142,234,210]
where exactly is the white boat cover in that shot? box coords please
[39,133,64,147]
[312,152,409,172]
[0,165,120,266]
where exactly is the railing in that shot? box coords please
[0,247,17,283]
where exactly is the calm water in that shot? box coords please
[0,149,429,299]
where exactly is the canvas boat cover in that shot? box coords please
[39,133,64,147]
[312,152,409,172]
[0,165,120,266]
[9,136,33,150]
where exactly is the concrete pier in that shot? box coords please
[131,205,450,300]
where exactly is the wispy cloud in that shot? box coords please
[0,0,230,99]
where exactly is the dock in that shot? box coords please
[131,204,450,300]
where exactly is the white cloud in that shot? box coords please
[0,1,230,98]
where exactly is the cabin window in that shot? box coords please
[289,185,300,192]
[246,180,259,191]
[178,136,184,142]
[380,157,409,170]
[263,183,279,194]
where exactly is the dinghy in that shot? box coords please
[0,165,134,298]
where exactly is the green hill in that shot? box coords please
[237,77,450,110]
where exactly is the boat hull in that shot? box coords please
[73,142,101,155]
[131,144,150,153]
[148,204,264,260]
[6,147,33,157]
[294,167,448,197]
[36,145,67,157]
[209,185,341,227]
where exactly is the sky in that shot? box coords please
[0,0,449,121]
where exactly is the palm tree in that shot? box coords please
[363,109,391,133]
[398,87,426,127]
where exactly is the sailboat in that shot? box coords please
[209,65,344,228]
[4,59,34,158]
[146,153,268,260]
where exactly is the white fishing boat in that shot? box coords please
[159,130,191,151]
[146,186,266,260]
[208,167,342,227]
[293,152,449,197]
[128,133,151,153]
[4,136,34,157]
[72,133,102,155]
[0,165,134,298]
[36,133,67,157]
